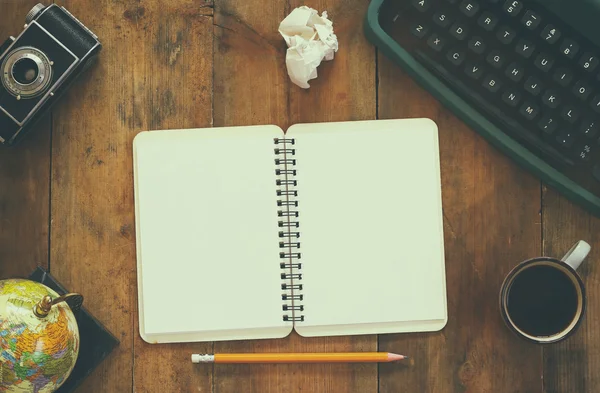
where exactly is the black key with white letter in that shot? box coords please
[412,0,431,12]
[468,36,486,53]
[575,143,594,162]
[579,53,599,72]
[519,102,539,120]
[538,113,558,134]
[556,132,575,149]
[486,50,505,68]
[560,39,579,59]
[534,53,554,72]
[579,117,598,138]
[427,34,445,52]
[502,89,521,107]
[447,50,465,66]
[505,62,524,82]
[572,80,592,101]
[542,90,560,108]
[521,10,541,30]
[561,105,580,123]
[541,25,560,44]
[478,12,498,31]
[525,76,543,96]
[433,12,452,28]
[464,62,484,80]
[460,0,480,17]
[553,67,573,87]
[483,75,502,93]
[411,23,429,39]
[496,26,516,44]
[503,0,522,16]
[450,23,468,40]
[515,39,535,58]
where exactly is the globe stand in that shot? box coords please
[29,267,120,393]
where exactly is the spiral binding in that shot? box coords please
[275,137,304,323]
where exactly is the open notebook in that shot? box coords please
[133,118,447,343]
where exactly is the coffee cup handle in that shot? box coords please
[561,240,591,270]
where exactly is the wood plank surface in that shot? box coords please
[541,193,600,393]
[0,0,51,279]
[376,55,544,392]
[213,0,377,392]
[2,0,600,392]
[48,0,213,392]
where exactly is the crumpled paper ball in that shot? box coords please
[278,6,339,88]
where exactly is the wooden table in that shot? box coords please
[1,0,599,392]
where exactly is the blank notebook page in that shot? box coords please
[134,126,291,343]
[287,119,447,337]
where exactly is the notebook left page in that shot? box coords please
[133,126,292,343]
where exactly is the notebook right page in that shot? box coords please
[287,118,447,337]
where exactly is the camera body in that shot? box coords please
[0,4,101,146]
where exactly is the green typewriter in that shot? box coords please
[365,0,600,216]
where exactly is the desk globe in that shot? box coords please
[0,279,81,393]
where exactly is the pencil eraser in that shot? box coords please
[191,354,201,363]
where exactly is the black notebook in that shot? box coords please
[28,267,119,393]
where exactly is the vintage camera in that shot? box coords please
[0,4,101,146]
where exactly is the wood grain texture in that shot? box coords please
[288,0,376,124]
[213,0,377,392]
[213,0,288,129]
[541,191,600,393]
[376,54,543,393]
[2,0,600,391]
[49,0,213,392]
[0,1,51,279]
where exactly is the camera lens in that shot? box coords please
[11,58,39,85]
[1,46,52,99]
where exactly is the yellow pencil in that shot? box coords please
[191,352,409,364]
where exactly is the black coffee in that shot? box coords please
[507,264,579,337]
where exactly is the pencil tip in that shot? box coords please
[387,353,407,362]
